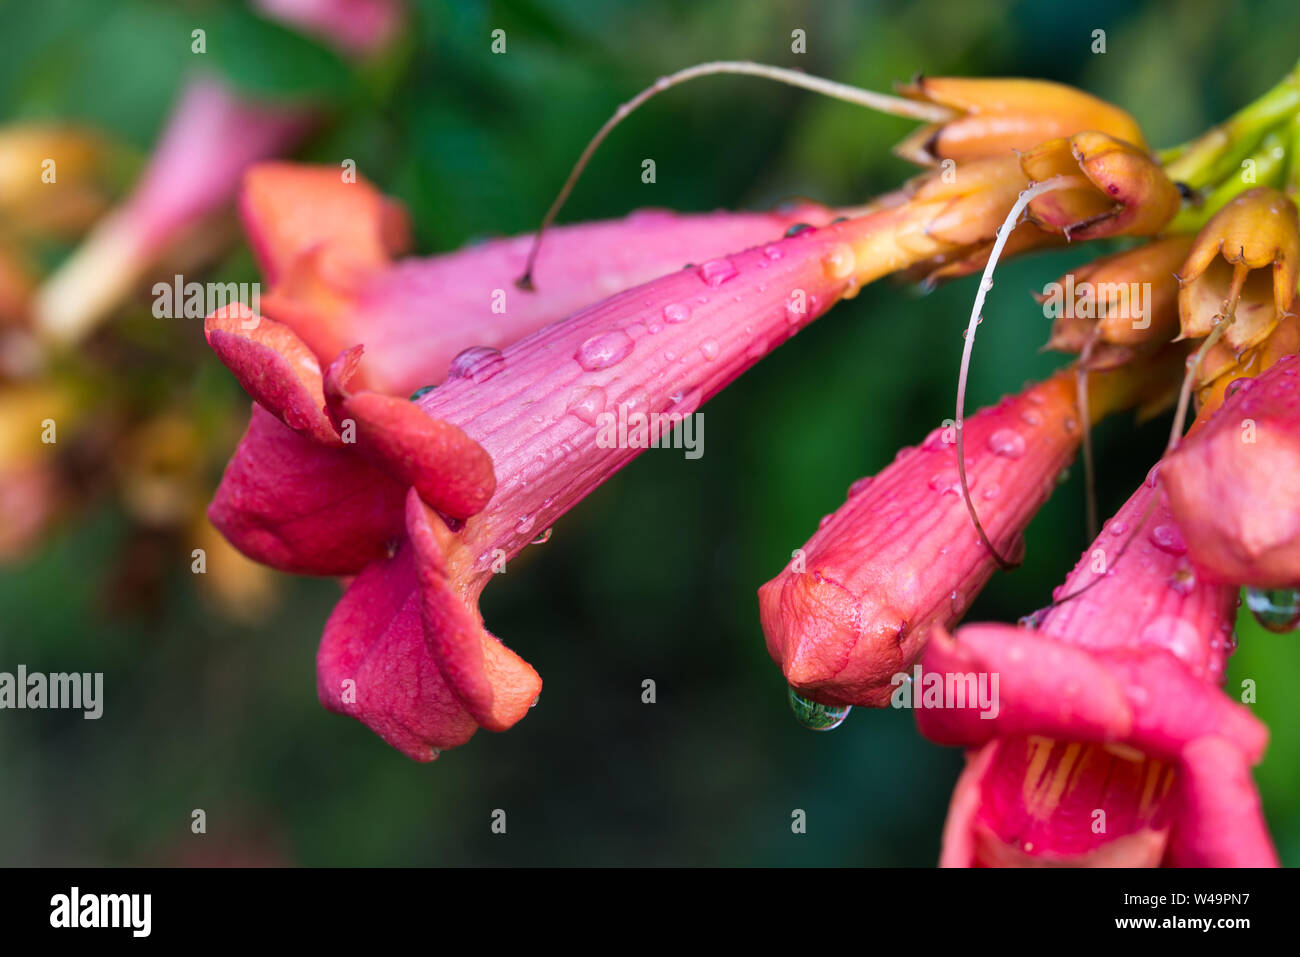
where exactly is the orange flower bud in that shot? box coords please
[1177,187,1299,352]
[1041,236,1192,357]
[894,77,1146,165]
[1019,131,1180,239]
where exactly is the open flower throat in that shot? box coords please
[204,59,1299,865]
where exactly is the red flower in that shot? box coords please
[916,477,1276,866]
[759,358,1171,707]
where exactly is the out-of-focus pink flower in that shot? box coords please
[917,477,1276,867]
[253,0,404,57]
[35,77,314,344]
[1162,353,1300,587]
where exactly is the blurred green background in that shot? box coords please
[1,0,1297,866]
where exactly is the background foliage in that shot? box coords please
[1,0,1296,865]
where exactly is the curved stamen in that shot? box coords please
[516,61,955,289]
[955,175,1089,570]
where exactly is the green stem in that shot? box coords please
[1162,59,1300,188]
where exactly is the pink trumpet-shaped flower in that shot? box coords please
[1161,353,1300,588]
[210,209,922,759]
[917,477,1276,867]
[759,357,1172,707]
[252,0,404,57]
[239,163,836,395]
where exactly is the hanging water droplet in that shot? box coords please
[1245,587,1300,632]
[531,527,552,545]
[409,385,436,401]
[447,345,505,383]
[697,258,738,287]
[987,428,1026,459]
[784,223,813,238]
[575,330,635,371]
[787,687,850,731]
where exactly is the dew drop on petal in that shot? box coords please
[697,258,739,287]
[1225,377,1257,400]
[663,302,691,324]
[1148,523,1187,555]
[763,245,783,260]
[1245,587,1300,633]
[448,345,505,383]
[575,330,635,371]
[987,428,1026,459]
[514,514,536,537]
[784,223,813,238]
[822,243,857,280]
[566,385,607,425]
[409,385,436,401]
[700,338,720,361]
[787,687,850,731]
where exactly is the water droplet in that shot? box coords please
[531,527,552,545]
[763,245,783,260]
[848,476,872,497]
[822,243,856,280]
[700,338,720,361]
[697,258,738,287]
[1020,410,1042,427]
[1108,520,1129,537]
[1225,377,1256,400]
[566,386,607,425]
[575,330,635,371]
[1148,523,1187,555]
[447,345,505,383]
[788,687,850,731]
[663,302,691,324]
[784,223,813,238]
[409,385,435,401]
[1245,587,1300,632]
[514,515,536,536]
[987,428,1026,459]
[981,483,1000,501]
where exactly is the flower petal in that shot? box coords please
[316,543,479,761]
[204,306,340,446]
[917,624,1133,748]
[323,347,496,519]
[210,404,406,575]
[1166,736,1280,867]
[407,489,541,732]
